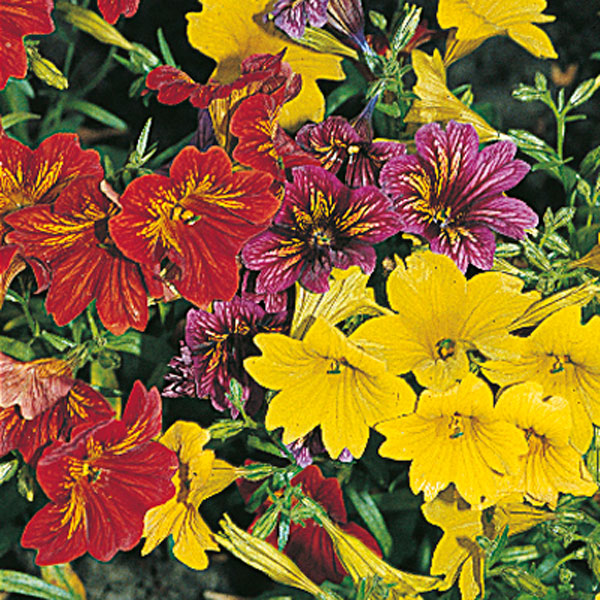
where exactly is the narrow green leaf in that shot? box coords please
[1,112,40,130]
[325,60,365,116]
[346,487,393,557]
[0,460,18,485]
[0,570,75,600]
[0,335,34,360]
[580,145,600,178]
[568,74,600,108]
[66,99,127,130]
[156,28,177,67]
[104,330,143,355]
[136,118,152,157]
[40,331,77,352]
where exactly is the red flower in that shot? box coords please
[96,0,139,24]
[109,146,280,308]
[0,133,103,307]
[230,91,319,179]
[5,177,164,335]
[238,465,381,584]
[0,380,114,464]
[21,381,178,566]
[0,0,54,89]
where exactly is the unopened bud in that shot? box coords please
[55,2,134,51]
[500,566,548,596]
[208,419,245,441]
[26,46,68,90]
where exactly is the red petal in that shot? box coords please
[121,381,163,444]
[97,0,139,24]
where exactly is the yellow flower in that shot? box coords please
[377,374,528,508]
[216,515,339,600]
[186,0,345,130]
[482,306,600,454]
[422,488,553,600]
[437,0,557,63]
[495,382,597,508]
[316,508,440,599]
[141,421,238,570]
[244,317,416,459]
[404,50,500,142]
[290,266,390,339]
[353,251,538,392]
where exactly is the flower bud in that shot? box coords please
[26,47,68,90]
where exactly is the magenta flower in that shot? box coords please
[268,0,329,39]
[242,165,402,294]
[297,97,406,187]
[164,297,287,417]
[326,0,368,51]
[380,121,537,271]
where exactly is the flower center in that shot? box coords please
[549,354,571,374]
[327,358,349,374]
[176,462,192,503]
[310,228,332,247]
[448,413,464,439]
[436,338,456,360]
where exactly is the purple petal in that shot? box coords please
[468,195,539,239]
[305,0,329,27]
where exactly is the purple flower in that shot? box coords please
[287,430,354,467]
[380,121,537,272]
[242,165,402,294]
[268,0,329,39]
[326,0,368,52]
[165,297,287,417]
[297,97,406,188]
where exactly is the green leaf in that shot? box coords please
[66,99,127,130]
[40,331,77,352]
[346,487,393,557]
[390,4,421,55]
[512,84,544,103]
[580,145,600,178]
[156,28,177,67]
[0,460,18,486]
[104,330,143,355]
[135,117,152,158]
[568,74,600,108]
[325,60,365,116]
[1,111,40,129]
[0,570,76,600]
[40,565,86,600]
[0,335,34,360]
[368,10,387,31]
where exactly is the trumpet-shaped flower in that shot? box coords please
[483,306,600,454]
[242,165,402,294]
[381,120,537,272]
[186,0,345,130]
[495,382,597,507]
[245,317,416,459]
[0,0,54,89]
[21,381,178,565]
[268,0,329,39]
[377,374,528,508]
[0,380,113,464]
[0,133,103,307]
[296,98,406,188]
[6,178,164,335]
[405,50,500,142]
[326,0,368,52]
[164,296,287,416]
[239,465,381,584]
[437,0,557,63]
[142,421,238,570]
[109,146,279,308]
[353,251,538,392]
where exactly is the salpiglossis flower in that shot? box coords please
[405,50,500,142]
[242,165,402,294]
[297,98,406,188]
[0,353,74,419]
[109,146,280,308]
[245,317,416,459]
[96,0,139,24]
[381,120,537,272]
[376,374,528,508]
[483,306,600,454]
[142,421,238,570]
[438,0,557,64]
[268,0,329,39]
[165,296,287,416]
[326,0,368,52]
[186,0,345,130]
[21,381,178,566]
[353,251,538,392]
[0,0,55,89]
[230,90,319,180]
[495,382,597,507]
[0,133,103,307]
[0,380,114,464]
[239,465,381,584]
[5,178,164,335]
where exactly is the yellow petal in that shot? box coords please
[405,50,500,142]
[186,0,345,130]
[507,22,558,59]
[172,509,218,570]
